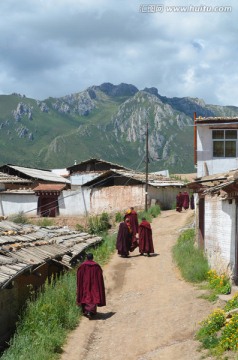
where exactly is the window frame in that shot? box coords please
[212,129,237,158]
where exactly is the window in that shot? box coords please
[212,130,237,157]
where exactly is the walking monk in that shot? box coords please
[76,253,106,319]
[138,217,155,257]
[116,218,132,257]
[124,207,139,251]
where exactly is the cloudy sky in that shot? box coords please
[0,0,237,105]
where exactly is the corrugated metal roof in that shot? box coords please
[0,220,102,289]
[7,165,70,184]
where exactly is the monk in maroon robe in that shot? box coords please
[76,253,106,319]
[176,192,184,212]
[124,207,139,251]
[116,218,132,257]
[190,194,195,210]
[138,217,154,256]
[182,191,190,210]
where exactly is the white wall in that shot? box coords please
[197,126,238,177]
[70,173,100,185]
[148,186,187,209]
[58,189,91,216]
[204,195,236,275]
[0,193,37,216]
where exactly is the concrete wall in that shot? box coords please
[197,126,238,177]
[58,189,90,216]
[204,195,236,275]
[148,186,188,210]
[0,193,37,217]
[90,185,145,214]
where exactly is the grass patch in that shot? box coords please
[172,228,209,283]
[138,205,161,223]
[35,218,55,227]
[8,211,29,224]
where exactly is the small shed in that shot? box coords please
[82,169,186,213]
[67,158,131,187]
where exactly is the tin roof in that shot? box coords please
[0,165,70,184]
[0,220,102,289]
[0,172,32,184]
[188,169,238,196]
[33,183,67,191]
[82,169,185,187]
[195,116,238,124]
[67,158,131,172]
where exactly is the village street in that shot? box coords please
[61,209,218,360]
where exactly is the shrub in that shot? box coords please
[219,313,238,351]
[87,212,111,234]
[224,293,238,312]
[196,309,226,340]
[9,211,29,224]
[207,270,231,296]
[115,212,123,223]
[147,205,161,218]
[196,290,238,356]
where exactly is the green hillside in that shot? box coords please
[1,84,238,173]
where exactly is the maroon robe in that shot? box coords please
[116,221,132,257]
[138,220,154,254]
[183,192,190,210]
[176,193,184,212]
[76,260,106,314]
[124,210,139,251]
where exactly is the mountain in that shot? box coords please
[1,83,238,173]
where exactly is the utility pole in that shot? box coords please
[145,122,149,212]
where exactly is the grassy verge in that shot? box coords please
[172,228,238,358]
[172,228,209,283]
[0,233,116,360]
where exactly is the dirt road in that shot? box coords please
[61,209,217,360]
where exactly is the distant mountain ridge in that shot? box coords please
[1,83,238,173]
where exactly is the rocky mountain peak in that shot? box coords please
[95,82,139,97]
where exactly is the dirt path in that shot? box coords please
[61,209,217,360]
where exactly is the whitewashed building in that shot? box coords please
[0,165,70,217]
[195,116,238,177]
[190,115,238,282]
